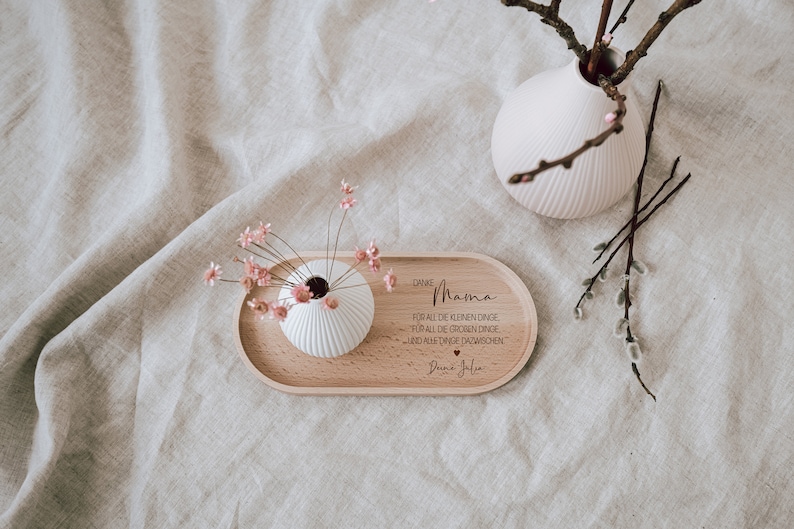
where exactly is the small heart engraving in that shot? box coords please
[454,349,460,356]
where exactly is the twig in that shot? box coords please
[608,0,636,34]
[632,362,656,401]
[576,80,662,309]
[622,99,652,398]
[576,171,691,308]
[508,81,626,183]
[500,0,702,183]
[608,0,704,86]
[585,0,614,82]
[593,156,680,264]
[621,79,663,328]
[501,0,588,63]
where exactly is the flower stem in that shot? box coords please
[328,209,348,281]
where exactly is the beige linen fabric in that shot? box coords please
[1,1,793,527]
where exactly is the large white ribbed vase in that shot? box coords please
[278,259,374,358]
[491,48,645,219]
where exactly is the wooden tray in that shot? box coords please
[233,252,537,395]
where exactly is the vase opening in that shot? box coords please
[305,276,330,299]
[578,48,624,86]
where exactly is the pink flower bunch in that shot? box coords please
[246,297,289,322]
[354,239,383,272]
[237,222,271,249]
[204,180,395,324]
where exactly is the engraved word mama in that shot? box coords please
[432,279,496,307]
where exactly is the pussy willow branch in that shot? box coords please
[594,156,680,264]
[501,0,704,183]
[621,81,663,401]
[585,0,614,81]
[632,363,656,401]
[509,81,626,184]
[575,171,691,309]
[622,81,665,310]
[579,81,661,310]
[501,0,588,63]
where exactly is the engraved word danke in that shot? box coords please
[432,279,496,307]
[428,358,484,378]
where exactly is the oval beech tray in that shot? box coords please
[233,252,537,396]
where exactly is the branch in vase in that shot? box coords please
[585,0,614,82]
[607,0,704,86]
[508,79,626,184]
[608,0,636,34]
[501,0,589,63]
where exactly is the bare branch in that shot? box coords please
[608,0,704,86]
[575,172,690,309]
[593,156,680,264]
[632,363,657,401]
[502,0,589,63]
[501,0,703,183]
[585,0,614,82]
[608,0,636,34]
[508,78,625,184]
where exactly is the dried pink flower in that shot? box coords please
[340,180,356,195]
[291,284,313,303]
[243,256,257,277]
[269,302,289,322]
[369,257,381,273]
[383,268,396,293]
[602,32,613,45]
[353,246,368,264]
[340,196,357,210]
[253,222,271,243]
[366,239,380,260]
[239,275,255,293]
[322,296,339,310]
[255,267,271,287]
[604,112,617,124]
[203,262,222,286]
[246,297,269,320]
[238,227,254,248]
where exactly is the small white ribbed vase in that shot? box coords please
[491,48,645,219]
[278,259,374,358]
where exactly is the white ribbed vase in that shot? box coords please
[278,259,374,358]
[491,49,645,219]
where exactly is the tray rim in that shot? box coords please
[233,251,538,396]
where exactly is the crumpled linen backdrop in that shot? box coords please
[1,0,793,527]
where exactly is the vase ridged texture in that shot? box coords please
[491,49,645,219]
[278,259,375,358]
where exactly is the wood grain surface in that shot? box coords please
[233,252,537,395]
